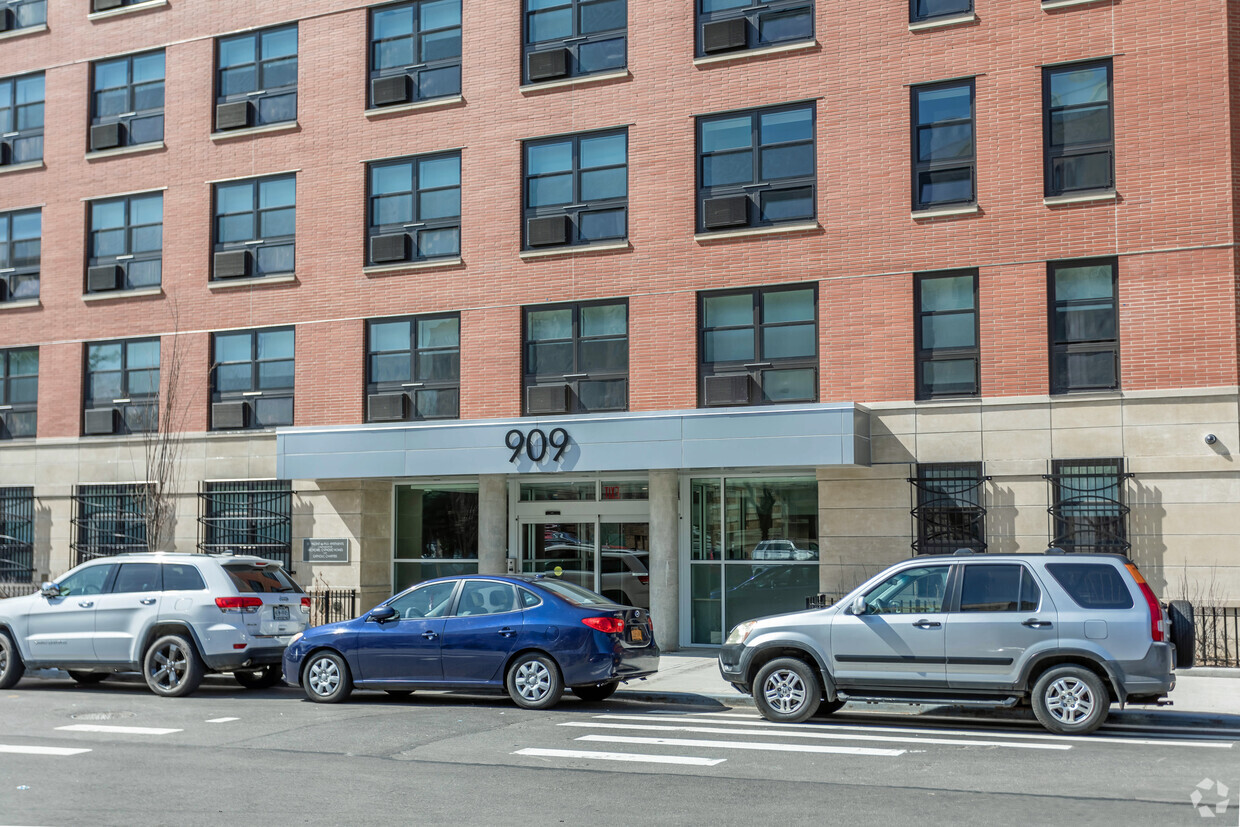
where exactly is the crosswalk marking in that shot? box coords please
[514,748,726,767]
[0,744,92,756]
[56,724,182,736]
[205,717,239,724]
[575,734,906,757]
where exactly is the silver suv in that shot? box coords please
[0,552,309,697]
[719,551,1195,734]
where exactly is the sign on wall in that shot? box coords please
[303,538,350,564]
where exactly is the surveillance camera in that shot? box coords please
[1205,433,1218,445]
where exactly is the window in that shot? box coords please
[912,80,974,210]
[524,300,627,414]
[72,483,147,564]
[389,579,457,617]
[394,484,479,591]
[210,327,294,430]
[0,487,34,583]
[162,563,206,592]
[56,562,118,595]
[0,347,36,439]
[910,0,970,23]
[222,561,301,593]
[367,153,460,264]
[0,72,43,165]
[0,208,39,303]
[198,480,293,569]
[366,314,460,421]
[369,0,461,108]
[212,174,295,280]
[863,565,949,614]
[90,51,164,151]
[111,562,160,593]
[910,462,986,554]
[1047,458,1130,555]
[959,565,1040,612]
[0,0,46,32]
[1044,60,1113,196]
[697,102,815,232]
[215,25,297,131]
[91,0,158,11]
[87,192,162,292]
[915,270,978,398]
[698,285,816,407]
[696,0,812,57]
[84,338,160,435]
[524,129,627,249]
[523,0,626,84]
[1045,562,1133,609]
[1049,258,1117,393]
[455,580,519,616]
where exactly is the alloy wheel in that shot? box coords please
[149,641,189,691]
[1044,676,1095,724]
[762,668,808,715]
[308,657,340,697]
[514,660,552,702]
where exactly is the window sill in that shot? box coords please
[520,69,630,95]
[364,257,463,275]
[908,12,977,31]
[693,40,819,67]
[1042,0,1109,10]
[0,23,47,41]
[210,121,299,142]
[365,96,464,119]
[912,203,980,220]
[0,161,44,176]
[1043,191,1117,207]
[0,298,40,311]
[86,141,166,162]
[88,0,167,20]
[82,286,163,302]
[694,220,820,243]
[207,273,298,290]
[519,240,630,259]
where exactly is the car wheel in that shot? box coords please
[143,634,204,698]
[506,653,563,710]
[1032,665,1109,735]
[303,651,352,703]
[0,631,24,690]
[571,681,619,702]
[233,665,283,690]
[1167,599,1196,669]
[384,690,414,698]
[67,670,109,685]
[811,699,846,717]
[754,657,821,723]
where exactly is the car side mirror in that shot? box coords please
[368,605,398,623]
[40,582,60,598]
[850,596,867,616]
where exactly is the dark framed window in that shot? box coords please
[523,0,626,84]
[199,480,294,569]
[959,564,1040,612]
[696,102,815,233]
[524,129,627,249]
[89,51,164,151]
[0,487,34,583]
[90,0,157,11]
[698,285,816,407]
[0,347,37,439]
[915,269,978,398]
[366,314,460,421]
[87,192,162,292]
[524,300,628,414]
[1049,258,1117,394]
[367,152,460,265]
[0,208,40,303]
[368,0,461,108]
[1046,458,1130,555]
[910,0,970,23]
[212,174,295,280]
[912,80,974,210]
[215,25,297,132]
[0,72,43,166]
[1044,60,1113,196]
[0,0,46,32]
[696,0,812,57]
[210,327,294,430]
[71,483,147,565]
[84,338,160,435]
[909,462,987,555]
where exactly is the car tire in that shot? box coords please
[143,634,205,698]
[1167,599,1196,669]
[754,657,821,723]
[233,665,283,690]
[1031,665,1110,735]
[811,698,846,717]
[571,681,619,702]
[506,653,563,710]
[303,650,352,703]
[67,670,109,685]
[0,631,24,690]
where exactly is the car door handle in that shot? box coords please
[1022,619,1053,628]
[140,598,157,605]
[421,630,438,640]
[498,627,516,638]
[913,619,941,629]
[78,601,94,608]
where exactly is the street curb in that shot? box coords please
[613,688,749,708]
[1179,666,1240,678]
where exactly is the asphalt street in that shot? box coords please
[0,676,1236,826]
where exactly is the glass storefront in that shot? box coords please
[689,475,818,644]
[393,483,478,593]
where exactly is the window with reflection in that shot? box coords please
[90,51,164,150]
[912,80,974,210]
[696,0,812,57]
[394,484,478,592]
[215,25,297,130]
[1049,258,1117,393]
[915,270,978,398]
[523,0,626,84]
[0,0,46,32]
[524,129,627,248]
[0,348,36,439]
[524,300,628,413]
[212,174,295,279]
[366,313,460,421]
[367,152,460,264]
[210,327,294,429]
[1044,60,1113,196]
[88,192,162,292]
[910,0,970,23]
[84,338,160,435]
[0,208,39,303]
[0,72,43,166]
[369,0,461,107]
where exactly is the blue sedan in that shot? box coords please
[282,574,659,709]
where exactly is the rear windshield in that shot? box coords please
[1045,563,1133,609]
[223,563,302,594]
[534,579,612,606]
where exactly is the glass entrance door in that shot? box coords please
[520,519,649,608]
[521,521,596,592]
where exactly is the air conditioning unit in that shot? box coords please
[703,374,751,407]
[215,100,252,131]
[212,401,249,430]
[90,122,124,152]
[371,75,410,107]
[0,140,12,166]
[702,195,749,230]
[368,392,408,422]
[701,18,748,54]
[0,280,7,302]
[369,233,409,264]
[213,249,251,279]
[84,407,117,435]
[526,384,571,415]
[527,215,570,247]
[527,48,570,82]
[87,264,122,292]
[93,0,125,10]
[0,8,13,32]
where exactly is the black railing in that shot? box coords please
[307,589,357,627]
[71,483,148,566]
[909,463,990,555]
[198,480,293,570]
[1044,459,1133,555]
[806,593,844,609]
[0,486,35,583]
[1196,605,1240,668]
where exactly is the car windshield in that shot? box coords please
[223,563,302,593]
[534,578,614,606]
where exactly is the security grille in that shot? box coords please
[909,462,988,554]
[0,486,34,583]
[198,480,293,569]
[71,483,148,565]
[1044,458,1132,555]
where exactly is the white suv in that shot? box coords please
[0,552,309,697]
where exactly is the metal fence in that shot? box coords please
[307,589,358,627]
[1196,606,1240,668]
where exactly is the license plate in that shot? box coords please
[630,628,644,642]
[273,605,290,621]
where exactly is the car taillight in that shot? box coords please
[1125,563,1164,642]
[637,575,649,585]
[301,597,311,609]
[216,596,263,612]
[582,616,625,634]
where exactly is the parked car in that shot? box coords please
[533,546,651,608]
[719,551,1195,734]
[283,574,659,709]
[752,539,819,561]
[0,552,309,697]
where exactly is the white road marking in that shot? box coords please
[564,721,1071,751]
[56,724,182,736]
[513,747,726,767]
[576,734,905,757]
[0,744,92,756]
[205,717,239,724]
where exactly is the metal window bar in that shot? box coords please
[198,480,293,570]
[1043,460,1132,555]
[306,588,358,626]
[0,486,34,583]
[909,463,990,554]
[1195,606,1239,668]
[71,483,149,566]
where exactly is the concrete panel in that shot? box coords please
[1124,423,1240,459]
[1051,426,1124,459]
[819,478,911,510]
[1049,400,1123,429]
[981,403,1050,432]
[916,430,982,462]
[914,406,982,433]
[872,434,917,464]
[983,428,1052,460]
[1121,395,1239,427]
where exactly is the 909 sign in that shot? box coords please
[506,427,570,463]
